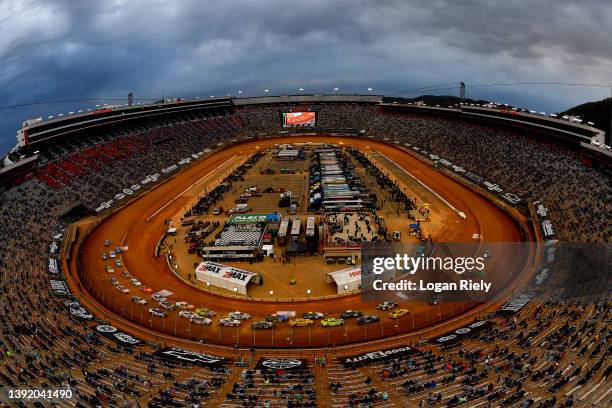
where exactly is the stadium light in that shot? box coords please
[299,88,304,92]
[343,284,348,292]
[269,290,274,296]
[334,87,339,93]
[264,89,270,93]
[367,87,373,92]
[233,287,238,293]
[206,282,210,288]
[238,90,243,94]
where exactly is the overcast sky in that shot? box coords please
[1,0,611,153]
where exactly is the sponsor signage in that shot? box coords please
[533,200,556,239]
[339,346,416,368]
[93,325,141,345]
[153,347,227,367]
[497,292,535,316]
[96,152,203,213]
[63,301,93,320]
[48,258,59,275]
[50,280,71,296]
[255,358,308,371]
[227,214,269,225]
[431,320,492,345]
[404,144,522,206]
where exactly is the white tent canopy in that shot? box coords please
[326,266,361,294]
[195,261,261,295]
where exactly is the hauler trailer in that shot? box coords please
[290,217,301,240]
[306,216,316,237]
[277,218,290,245]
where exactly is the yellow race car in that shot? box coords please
[388,308,410,319]
[289,318,314,327]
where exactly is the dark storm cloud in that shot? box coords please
[1,0,611,153]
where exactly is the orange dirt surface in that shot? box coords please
[68,136,532,350]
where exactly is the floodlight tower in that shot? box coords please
[128,92,134,107]
[459,82,466,104]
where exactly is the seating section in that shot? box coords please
[0,105,609,407]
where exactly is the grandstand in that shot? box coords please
[0,94,609,407]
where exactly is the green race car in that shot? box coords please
[321,317,345,327]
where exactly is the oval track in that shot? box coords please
[75,136,526,348]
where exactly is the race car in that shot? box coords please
[104,239,110,247]
[190,316,212,325]
[152,293,167,302]
[266,314,289,322]
[106,265,115,274]
[115,259,122,267]
[109,251,116,258]
[129,278,141,287]
[101,252,107,260]
[356,315,380,325]
[149,308,167,317]
[289,318,314,327]
[302,312,325,320]
[178,311,196,319]
[251,321,274,330]
[116,285,130,293]
[139,285,153,294]
[341,310,363,319]
[194,308,216,317]
[175,301,194,310]
[321,317,345,327]
[228,311,251,320]
[377,301,397,310]
[388,308,410,319]
[131,296,147,305]
[219,318,241,327]
[122,270,130,279]
[159,301,175,310]
[110,277,119,286]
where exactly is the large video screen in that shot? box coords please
[282,111,316,127]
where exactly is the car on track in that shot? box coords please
[106,265,115,274]
[159,301,175,310]
[377,301,397,310]
[252,321,274,330]
[152,293,166,302]
[101,252,107,260]
[194,308,216,317]
[175,301,194,310]
[388,308,410,319]
[104,239,110,247]
[266,314,289,322]
[110,277,119,286]
[115,259,122,267]
[190,316,212,325]
[116,285,130,294]
[289,318,314,327]
[114,247,123,254]
[149,308,167,317]
[109,251,116,258]
[341,310,363,319]
[321,317,345,327]
[228,311,251,320]
[302,312,324,320]
[131,296,147,305]
[356,315,380,325]
[129,278,141,287]
[122,270,130,278]
[139,286,153,294]
[178,311,196,319]
[219,318,241,327]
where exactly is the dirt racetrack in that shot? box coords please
[69,136,532,349]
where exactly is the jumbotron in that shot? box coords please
[0,94,610,407]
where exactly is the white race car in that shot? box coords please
[190,316,212,325]
[178,310,196,319]
[228,311,251,320]
[219,318,241,327]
